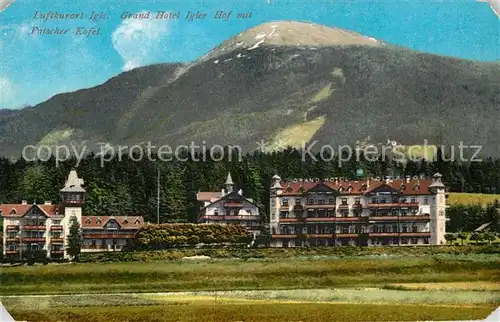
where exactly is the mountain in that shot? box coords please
[1,21,499,158]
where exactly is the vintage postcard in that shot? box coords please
[0,0,499,321]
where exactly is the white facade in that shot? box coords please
[269,173,448,247]
[197,172,261,236]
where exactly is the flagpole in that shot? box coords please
[157,167,160,224]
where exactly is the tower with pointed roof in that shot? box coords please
[60,169,86,258]
[429,173,447,245]
[269,174,283,235]
[225,172,234,194]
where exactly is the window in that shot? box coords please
[392,224,398,233]
[347,186,353,192]
[400,198,407,203]
[354,198,361,204]
[298,187,306,193]
[342,226,349,234]
[226,209,231,216]
[411,197,416,203]
[307,198,314,205]
[96,218,101,224]
[371,198,378,204]
[10,209,16,215]
[412,225,418,233]
[282,199,289,206]
[86,218,91,224]
[135,219,141,225]
[338,186,344,192]
[402,225,408,233]
[123,219,128,224]
[328,198,335,204]
[286,186,293,193]
[341,198,348,205]
[373,225,380,233]
[214,209,219,216]
[318,199,325,205]
[53,220,61,225]
[295,198,302,205]
[380,199,387,204]
[423,197,429,205]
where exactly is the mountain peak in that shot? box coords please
[203,21,383,60]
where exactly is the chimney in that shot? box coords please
[44,201,52,205]
[21,200,28,205]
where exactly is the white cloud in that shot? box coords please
[0,76,13,106]
[112,11,170,71]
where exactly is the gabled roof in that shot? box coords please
[82,216,144,229]
[307,182,339,194]
[197,192,222,202]
[200,191,258,211]
[279,178,434,196]
[0,204,64,218]
[365,183,400,195]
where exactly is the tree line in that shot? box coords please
[1,148,500,231]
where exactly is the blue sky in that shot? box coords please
[0,0,498,109]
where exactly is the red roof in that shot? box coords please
[197,192,222,202]
[279,178,434,196]
[0,204,64,217]
[82,216,144,229]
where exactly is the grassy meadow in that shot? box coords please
[1,254,498,321]
[448,192,500,206]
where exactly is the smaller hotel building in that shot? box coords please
[269,173,448,247]
[1,170,144,259]
[197,173,261,237]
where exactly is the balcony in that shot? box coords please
[398,215,431,221]
[280,217,299,223]
[306,217,337,222]
[279,205,290,211]
[82,233,136,239]
[5,250,19,255]
[23,237,46,242]
[24,225,46,231]
[223,202,244,208]
[6,237,19,242]
[337,233,360,238]
[271,234,298,239]
[400,232,431,237]
[308,234,333,238]
[51,237,64,243]
[337,204,349,209]
[369,232,398,237]
[50,225,63,231]
[369,215,399,221]
[368,203,400,208]
[199,215,260,221]
[335,216,364,222]
[305,204,336,210]
[6,225,19,231]
[400,203,420,208]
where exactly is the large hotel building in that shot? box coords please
[1,170,144,259]
[269,173,448,247]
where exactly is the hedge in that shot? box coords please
[135,223,253,250]
[77,245,500,263]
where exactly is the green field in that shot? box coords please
[1,255,499,321]
[448,192,500,206]
[1,255,499,295]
